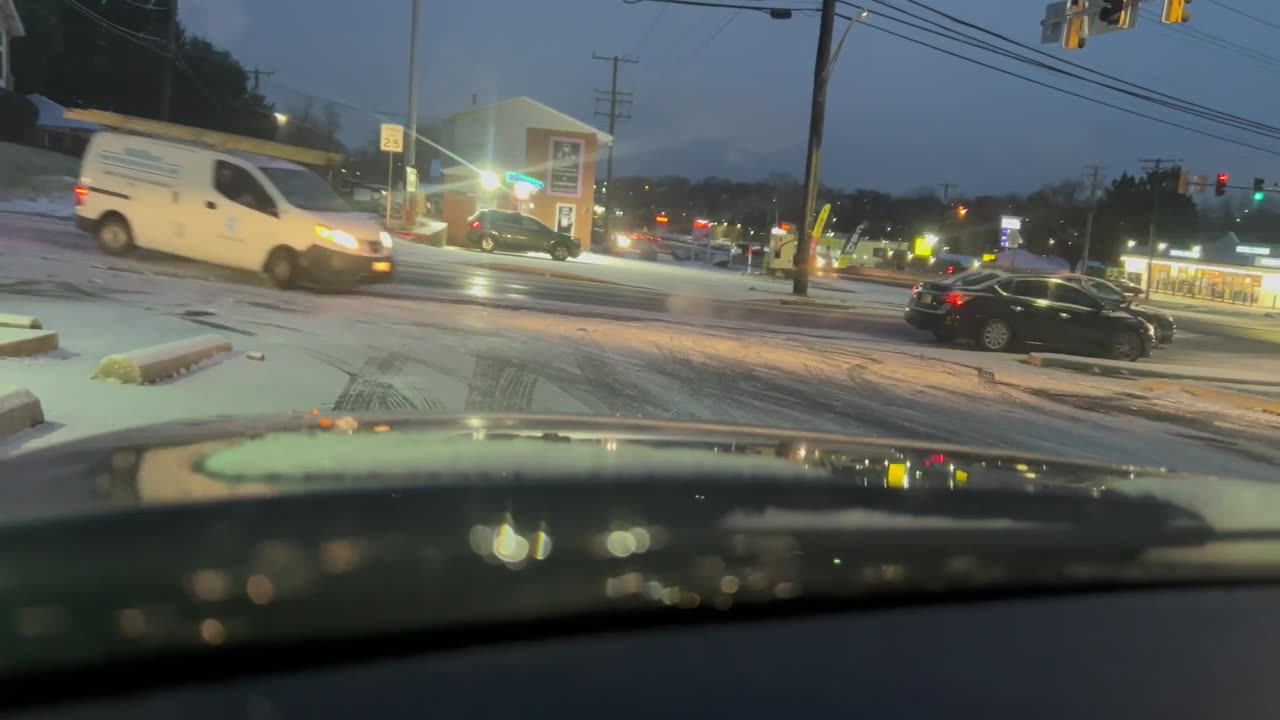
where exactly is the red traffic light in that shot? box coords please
[1216,172,1229,196]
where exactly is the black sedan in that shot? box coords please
[1055,274,1176,345]
[905,272,1155,360]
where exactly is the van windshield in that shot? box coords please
[259,167,351,212]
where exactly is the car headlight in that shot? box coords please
[315,225,358,250]
[379,231,394,249]
[615,233,631,248]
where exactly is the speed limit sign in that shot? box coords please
[380,123,405,153]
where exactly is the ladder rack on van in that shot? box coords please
[63,109,344,168]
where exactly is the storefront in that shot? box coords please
[1121,252,1280,309]
[434,97,610,250]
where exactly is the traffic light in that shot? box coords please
[1098,0,1127,25]
[1162,0,1191,24]
[1177,170,1189,195]
[1062,0,1086,49]
[956,204,969,220]
[1254,178,1265,202]
[1215,172,1229,197]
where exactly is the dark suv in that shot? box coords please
[466,210,582,261]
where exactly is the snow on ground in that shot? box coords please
[393,242,909,309]
[2,226,1279,479]
[0,196,76,219]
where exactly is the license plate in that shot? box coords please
[371,261,392,273]
[918,293,932,304]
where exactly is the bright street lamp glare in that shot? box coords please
[480,171,500,191]
[273,112,288,125]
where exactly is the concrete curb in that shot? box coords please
[0,387,45,440]
[93,334,233,385]
[0,314,41,329]
[0,329,59,357]
[1025,352,1280,387]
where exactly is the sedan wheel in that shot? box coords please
[479,235,496,252]
[1108,332,1142,362]
[550,244,570,261]
[979,318,1013,352]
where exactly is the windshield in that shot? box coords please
[259,167,351,212]
[4,0,1280,612]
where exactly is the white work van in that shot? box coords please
[74,130,394,288]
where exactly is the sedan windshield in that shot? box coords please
[259,167,351,212]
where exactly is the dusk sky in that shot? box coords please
[183,0,1280,195]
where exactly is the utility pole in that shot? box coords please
[1140,157,1181,300]
[593,52,638,247]
[1080,164,1104,273]
[160,0,178,120]
[249,67,276,93]
[406,0,422,171]
[794,0,838,296]
[937,182,957,203]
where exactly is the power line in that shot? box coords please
[849,0,1280,144]
[845,12,1280,156]
[61,0,168,52]
[1200,0,1280,33]
[1139,7,1280,68]
[652,10,739,94]
[63,0,166,42]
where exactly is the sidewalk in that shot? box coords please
[1143,292,1280,321]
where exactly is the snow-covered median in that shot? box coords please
[0,196,75,219]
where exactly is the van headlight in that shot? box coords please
[315,225,358,250]
[379,231,394,249]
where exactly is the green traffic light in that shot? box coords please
[1255,191,1266,202]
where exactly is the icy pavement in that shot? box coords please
[2,234,1279,480]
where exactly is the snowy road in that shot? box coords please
[3,211,1279,480]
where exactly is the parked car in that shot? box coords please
[602,231,660,260]
[1055,274,1176,345]
[465,209,582,261]
[905,272,1155,361]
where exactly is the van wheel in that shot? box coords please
[479,234,497,252]
[96,215,134,256]
[264,248,298,289]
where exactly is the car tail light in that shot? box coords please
[470,220,482,230]
[74,185,89,207]
[945,291,967,306]
[946,265,957,274]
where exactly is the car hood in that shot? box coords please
[307,210,384,240]
[0,412,1269,530]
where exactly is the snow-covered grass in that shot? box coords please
[0,142,78,193]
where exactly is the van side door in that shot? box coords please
[207,160,280,270]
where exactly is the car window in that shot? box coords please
[1082,278,1126,304]
[1053,283,1102,309]
[1010,279,1050,299]
[521,215,548,231]
[214,161,275,216]
[258,167,349,212]
[955,271,1001,287]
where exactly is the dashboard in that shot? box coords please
[14,586,1276,719]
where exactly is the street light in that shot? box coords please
[480,171,500,191]
[273,112,288,126]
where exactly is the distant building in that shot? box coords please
[434,96,611,249]
[0,0,24,91]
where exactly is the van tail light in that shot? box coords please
[470,220,483,230]
[74,185,89,207]
[945,291,967,307]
